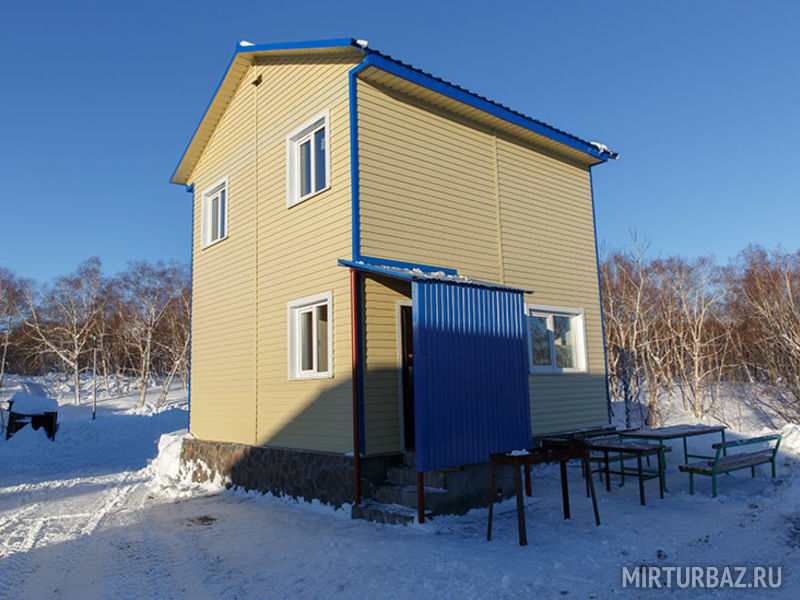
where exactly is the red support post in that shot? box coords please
[350,269,361,506]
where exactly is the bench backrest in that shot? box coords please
[710,435,781,468]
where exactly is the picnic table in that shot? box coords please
[619,424,726,463]
[585,437,668,505]
[487,439,600,546]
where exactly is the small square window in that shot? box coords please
[525,305,588,374]
[201,177,228,248]
[286,110,330,207]
[287,292,333,379]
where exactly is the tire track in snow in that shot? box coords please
[95,491,222,600]
[0,468,142,598]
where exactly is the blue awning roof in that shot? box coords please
[338,259,531,294]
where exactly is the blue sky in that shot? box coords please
[1,0,798,282]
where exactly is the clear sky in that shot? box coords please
[1,0,798,282]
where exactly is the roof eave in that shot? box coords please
[356,52,616,164]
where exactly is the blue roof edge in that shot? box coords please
[235,38,358,54]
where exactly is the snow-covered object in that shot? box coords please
[508,449,530,456]
[9,391,58,414]
[350,261,527,291]
[590,141,619,159]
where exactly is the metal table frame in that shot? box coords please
[487,441,600,546]
[585,438,668,505]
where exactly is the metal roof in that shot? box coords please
[171,38,617,186]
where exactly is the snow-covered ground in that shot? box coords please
[1,374,798,599]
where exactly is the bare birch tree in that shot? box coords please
[654,257,728,418]
[0,267,27,389]
[600,238,652,426]
[154,264,191,407]
[117,261,181,408]
[23,258,104,404]
[727,246,800,420]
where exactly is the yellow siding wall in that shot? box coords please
[495,134,608,434]
[357,82,501,282]
[357,79,608,437]
[253,55,358,453]
[362,276,411,455]
[189,68,258,445]
[188,54,360,452]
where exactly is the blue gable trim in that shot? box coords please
[171,38,363,184]
[170,50,241,184]
[236,38,357,54]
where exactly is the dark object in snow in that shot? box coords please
[5,392,58,441]
[186,515,217,526]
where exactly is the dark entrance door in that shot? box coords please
[400,305,415,450]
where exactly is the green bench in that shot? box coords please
[678,435,781,498]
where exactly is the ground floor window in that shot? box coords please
[526,305,587,373]
[287,292,333,379]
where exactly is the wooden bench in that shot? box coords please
[678,435,781,498]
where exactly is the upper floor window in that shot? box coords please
[286,110,330,208]
[526,305,588,374]
[201,177,228,248]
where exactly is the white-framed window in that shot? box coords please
[201,177,228,248]
[525,304,588,374]
[287,292,333,380]
[286,110,330,208]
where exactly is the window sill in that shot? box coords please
[201,234,229,250]
[289,371,334,381]
[287,184,331,209]
[530,368,588,375]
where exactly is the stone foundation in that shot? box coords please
[181,438,357,507]
[181,438,518,517]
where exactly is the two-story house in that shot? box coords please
[171,38,617,522]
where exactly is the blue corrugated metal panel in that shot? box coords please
[412,281,531,472]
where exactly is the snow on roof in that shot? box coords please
[9,391,58,414]
[590,141,619,159]
[338,259,531,293]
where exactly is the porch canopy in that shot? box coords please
[340,260,532,472]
